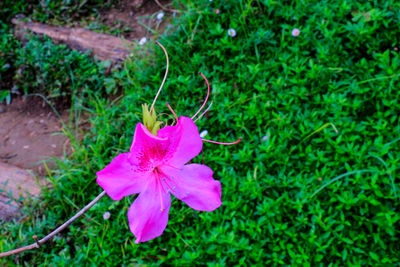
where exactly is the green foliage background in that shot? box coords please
[1,0,400,265]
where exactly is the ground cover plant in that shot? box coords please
[0,0,124,105]
[0,33,121,105]
[1,0,400,265]
[0,0,119,25]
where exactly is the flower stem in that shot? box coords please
[0,191,107,258]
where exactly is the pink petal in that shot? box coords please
[160,164,221,211]
[128,179,171,243]
[157,117,203,167]
[96,153,148,201]
[128,123,171,171]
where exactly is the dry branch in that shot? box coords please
[12,19,133,62]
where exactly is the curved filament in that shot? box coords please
[194,101,213,123]
[202,137,242,146]
[191,72,210,120]
[154,171,165,211]
[166,102,179,122]
[150,41,169,112]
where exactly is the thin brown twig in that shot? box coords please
[0,191,106,258]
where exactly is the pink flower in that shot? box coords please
[96,42,240,244]
[291,28,300,37]
[96,116,222,243]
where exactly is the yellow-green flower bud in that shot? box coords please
[142,104,162,135]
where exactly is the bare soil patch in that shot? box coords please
[98,0,173,40]
[0,96,73,220]
[0,96,71,175]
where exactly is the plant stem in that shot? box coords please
[0,191,107,258]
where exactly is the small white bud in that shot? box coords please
[139,37,147,46]
[200,130,208,138]
[103,211,111,220]
[157,12,165,21]
[228,28,237,37]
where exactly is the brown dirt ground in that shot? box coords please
[0,96,72,175]
[0,0,175,175]
[89,0,174,41]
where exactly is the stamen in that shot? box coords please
[158,168,179,190]
[191,72,210,120]
[157,112,176,125]
[163,164,182,170]
[166,102,178,122]
[202,137,242,146]
[162,177,176,194]
[159,184,164,211]
[154,171,165,211]
[194,101,213,123]
[150,41,169,112]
